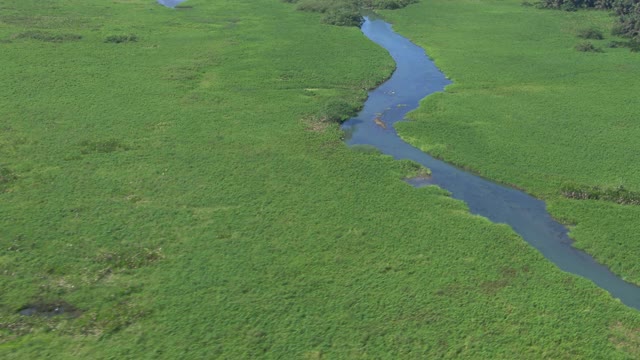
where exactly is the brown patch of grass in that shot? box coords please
[610,322,640,357]
[303,116,330,133]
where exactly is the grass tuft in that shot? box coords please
[104,34,137,43]
[575,41,603,52]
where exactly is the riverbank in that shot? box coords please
[1,0,640,357]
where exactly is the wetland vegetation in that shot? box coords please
[1,0,640,358]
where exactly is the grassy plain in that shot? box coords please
[1,0,640,358]
[387,0,640,285]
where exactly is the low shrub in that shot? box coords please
[322,7,364,26]
[317,99,359,123]
[104,34,138,43]
[577,27,604,39]
[362,0,419,9]
[283,0,419,27]
[575,41,603,52]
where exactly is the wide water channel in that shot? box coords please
[342,17,640,310]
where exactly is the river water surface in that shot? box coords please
[342,17,640,310]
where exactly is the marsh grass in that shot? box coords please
[2,0,640,358]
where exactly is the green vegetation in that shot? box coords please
[575,40,604,51]
[578,26,604,39]
[536,0,640,41]
[384,0,640,285]
[283,0,418,26]
[1,0,640,358]
[562,183,640,204]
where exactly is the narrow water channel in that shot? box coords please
[342,17,640,310]
[157,0,185,8]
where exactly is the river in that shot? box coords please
[342,16,640,310]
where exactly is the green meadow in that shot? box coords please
[1,0,640,358]
[385,0,640,286]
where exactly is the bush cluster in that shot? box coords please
[104,34,138,43]
[282,0,418,26]
[561,183,640,205]
[317,99,359,123]
[535,0,640,41]
[577,27,604,39]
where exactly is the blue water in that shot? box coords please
[342,17,640,310]
[157,0,185,8]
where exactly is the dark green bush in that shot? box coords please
[318,99,359,123]
[104,34,138,43]
[362,0,419,9]
[322,7,364,26]
[283,0,419,27]
[606,40,626,47]
[577,27,604,39]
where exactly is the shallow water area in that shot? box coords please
[157,0,185,8]
[343,17,640,310]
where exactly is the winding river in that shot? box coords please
[156,0,640,310]
[342,17,640,310]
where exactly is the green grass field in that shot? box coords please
[386,0,640,286]
[1,0,640,358]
